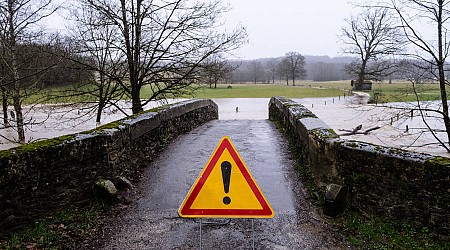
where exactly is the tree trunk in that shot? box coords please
[120,0,142,115]
[358,61,366,85]
[11,51,25,143]
[437,68,450,150]
[292,69,296,86]
[96,102,103,124]
[131,84,143,114]
[96,86,104,123]
[437,2,450,150]
[1,84,9,127]
[7,0,25,143]
[12,94,25,143]
[6,48,26,143]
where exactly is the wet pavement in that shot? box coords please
[101,120,351,249]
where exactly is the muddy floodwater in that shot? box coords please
[0,97,448,156]
[216,97,448,157]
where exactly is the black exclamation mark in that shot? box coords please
[221,161,232,205]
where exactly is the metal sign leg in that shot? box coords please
[200,219,203,250]
[252,219,255,250]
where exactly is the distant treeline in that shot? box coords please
[1,43,93,88]
[228,55,354,83]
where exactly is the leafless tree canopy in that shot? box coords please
[341,6,403,83]
[201,56,235,89]
[249,60,264,84]
[387,0,450,152]
[265,59,278,84]
[274,52,307,86]
[0,0,246,143]
[74,0,248,114]
[277,57,291,85]
[343,0,450,152]
[0,0,56,143]
[284,52,306,86]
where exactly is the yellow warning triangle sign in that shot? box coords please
[178,136,274,218]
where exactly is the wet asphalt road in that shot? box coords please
[101,120,351,249]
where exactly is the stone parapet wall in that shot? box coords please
[0,99,218,232]
[269,96,450,236]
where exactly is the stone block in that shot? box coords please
[115,176,133,190]
[123,112,160,140]
[323,184,347,217]
[94,179,118,204]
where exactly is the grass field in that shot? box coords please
[180,81,444,103]
[369,81,443,102]
[185,83,347,99]
[22,80,445,105]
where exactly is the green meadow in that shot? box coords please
[22,80,445,105]
[184,83,347,99]
[369,81,443,102]
[179,81,443,103]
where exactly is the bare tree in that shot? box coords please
[201,56,234,89]
[0,0,55,143]
[277,58,290,85]
[341,6,403,84]
[311,62,342,81]
[265,59,278,84]
[76,0,247,115]
[385,0,450,152]
[0,40,8,127]
[284,52,306,86]
[249,60,264,84]
[66,4,129,123]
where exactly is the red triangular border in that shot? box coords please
[179,137,274,218]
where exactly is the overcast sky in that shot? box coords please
[48,0,355,60]
[223,0,353,59]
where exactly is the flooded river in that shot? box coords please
[1,97,448,157]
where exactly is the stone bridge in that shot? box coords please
[0,97,449,247]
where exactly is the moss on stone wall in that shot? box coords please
[88,121,123,132]
[424,156,450,168]
[0,134,76,159]
[269,96,450,237]
[310,128,339,141]
[0,99,218,236]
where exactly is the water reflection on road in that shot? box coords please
[101,119,349,249]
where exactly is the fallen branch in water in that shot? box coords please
[339,125,381,136]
